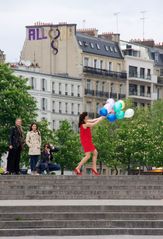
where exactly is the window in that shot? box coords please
[41,98,47,111]
[78,40,82,46]
[140,68,145,79]
[86,102,92,112]
[71,103,74,114]
[114,47,118,53]
[90,43,94,48]
[100,60,103,69]
[119,84,122,94]
[84,57,89,67]
[84,41,89,47]
[129,84,137,95]
[94,59,97,68]
[111,83,114,93]
[65,102,68,113]
[52,101,55,113]
[59,83,61,94]
[59,102,62,113]
[65,84,68,95]
[96,81,99,92]
[129,66,138,77]
[102,82,105,92]
[155,52,159,62]
[117,63,121,72]
[109,62,112,71]
[157,88,160,99]
[78,104,80,115]
[140,85,145,96]
[96,43,100,50]
[77,85,80,97]
[105,45,109,51]
[42,78,47,91]
[147,86,151,95]
[160,69,163,76]
[52,82,55,93]
[87,79,91,90]
[110,46,113,52]
[30,77,36,90]
[52,120,55,130]
[71,85,74,96]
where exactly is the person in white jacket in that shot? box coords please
[26,123,41,175]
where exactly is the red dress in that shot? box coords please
[80,124,96,153]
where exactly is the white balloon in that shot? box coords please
[106,98,115,108]
[124,109,134,118]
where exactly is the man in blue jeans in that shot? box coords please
[37,144,60,174]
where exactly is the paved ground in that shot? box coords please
[0,236,163,239]
[1,199,163,206]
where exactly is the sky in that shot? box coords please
[0,0,163,62]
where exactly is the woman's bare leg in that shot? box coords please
[92,149,98,171]
[76,152,91,171]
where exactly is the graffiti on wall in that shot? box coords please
[28,28,60,55]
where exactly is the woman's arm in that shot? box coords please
[25,132,31,148]
[85,116,105,128]
[87,118,99,123]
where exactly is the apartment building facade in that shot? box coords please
[120,41,157,106]
[14,66,83,130]
[20,22,127,119]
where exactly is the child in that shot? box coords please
[74,112,104,176]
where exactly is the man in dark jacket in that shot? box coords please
[7,118,24,174]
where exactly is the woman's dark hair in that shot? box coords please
[78,112,88,128]
[29,123,40,135]
[44,143,51,149]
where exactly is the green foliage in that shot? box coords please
[93,99,163,174]
[0,64,37,158]
[55,120,81,174]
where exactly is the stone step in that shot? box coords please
[1,212,163,220]
[0,228,163,236]
[1,219,163,229]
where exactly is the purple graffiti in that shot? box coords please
[28,28,48,40]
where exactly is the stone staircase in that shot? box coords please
[0,175,163,200]
[1,204,163,236]
[1,175,163,236]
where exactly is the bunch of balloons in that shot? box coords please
[99,98,134,122]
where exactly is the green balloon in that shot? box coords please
[113,102,122,112]
[116,111,125,119]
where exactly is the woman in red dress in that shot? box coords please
[74,112,104,176]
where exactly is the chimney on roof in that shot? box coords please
[77,28,98,37]
[130,39,155,47]
[98,32,120,42]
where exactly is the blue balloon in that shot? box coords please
[107,114,116,122]
[99,107,108,116]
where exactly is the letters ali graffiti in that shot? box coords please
[28,28,60,55]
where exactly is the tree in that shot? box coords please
[0,64,37,159]
[55,120,81,175]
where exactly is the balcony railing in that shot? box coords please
[129,73,151,80]
[85,89,95,96]
[83,66,127,79]
[85,89,124,99]
[129,91,151,98]
[95,91,109,98]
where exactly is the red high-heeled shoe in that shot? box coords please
[74,168,82,176]
[91,168,100,176]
